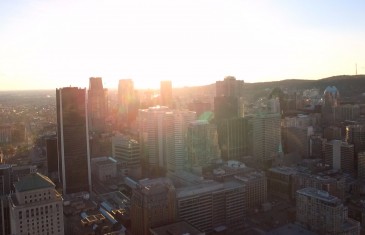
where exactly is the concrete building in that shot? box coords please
[324,140,355,176]
[234,172,267,211]
[296,187,359,234]
[250,113,281,165]
[8,172,64,235]
[130,178,176,235]
[91,157,117,181]
[88,77,108,132]
[177,180,246,233]
[56,87,91,194]
[112,135,141,178]
[138,107,196,174]
[267,166,297,200]
[186,120,220,171]
[292,171,346,201]
[334,104,360,124]
[176,180,246,234]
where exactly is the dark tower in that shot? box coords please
[56,87,91,194]
[88,77,107,132]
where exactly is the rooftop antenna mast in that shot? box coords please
[356,63,358,75]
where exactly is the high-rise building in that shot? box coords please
[321,86,340,126]
[217,117,251,161]
[138,107,196,174]
[186,120,220,171]
[8,172,64,235]
[112,134,141,178]
[346,124,365,155]
[160,81,172,107]
[214,77,246,162]
[56,87,91,194]
[118,79,138,128]
[296,187,359,234]
[251,113,281,165]
[88,77,108,132]
[216,76,244,97]
[334,104,360,124]
[324,140,355,175]
[214,96,240,121]
[130,178,176,235]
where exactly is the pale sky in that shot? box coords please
[1,0,365,90]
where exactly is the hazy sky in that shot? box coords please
[1,0,365,90]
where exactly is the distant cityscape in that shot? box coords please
[2,75,365,235]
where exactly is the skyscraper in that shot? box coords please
[214,76,244,120]
[88,77,107,132]
[186,120,220,171]
[160,80,172,107]
[138,107,196,174]
[251,113,281,165]
[118,79,138,128]
[216,76,244,97]
[217,117,251,161]
[56,87,91,194]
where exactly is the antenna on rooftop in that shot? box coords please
[356,63,358,76]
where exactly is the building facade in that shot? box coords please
[56,87,91,194]
[130,178,176,235]
[88,77,108,132]
[296,187,359,234]
[9,172,64,235]
[186,120,220,171]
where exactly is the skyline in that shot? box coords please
[1,0,365,90]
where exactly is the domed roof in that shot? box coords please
[323,86,339,96]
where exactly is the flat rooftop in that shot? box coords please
[297,187,341,205]
[269,166,297,175]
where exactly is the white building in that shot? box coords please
[138,106,196,173]
[9,172,64,235]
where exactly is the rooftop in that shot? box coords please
[14,172,55,192]
[266,223,318,235]
[269,166,297,175]
[297,187,342,205]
